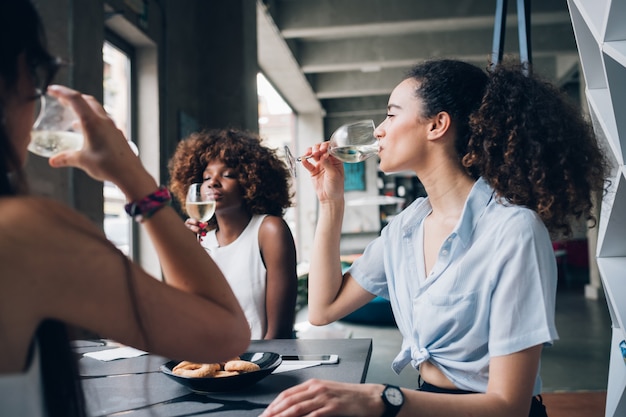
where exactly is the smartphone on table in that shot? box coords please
[280,354,339,364]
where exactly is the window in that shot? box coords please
[103,38,136,256]
[257,72,296,237]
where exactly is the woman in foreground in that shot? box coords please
[0,1,250,416]
[261,59,607,417]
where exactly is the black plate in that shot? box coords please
[160,352,282,393]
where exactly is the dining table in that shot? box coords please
[74,338,373,417]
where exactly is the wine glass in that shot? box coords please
[327,119,378,163]
[283,145,299,178]
[29,93,84,157]
[285,120,378,173]
[185,183,216,238]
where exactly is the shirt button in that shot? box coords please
[441,249,449,256]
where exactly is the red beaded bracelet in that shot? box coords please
[124,186,172,223]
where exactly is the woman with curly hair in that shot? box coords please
[168,128,298,339]
[260,59,608,417]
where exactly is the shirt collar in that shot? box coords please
[400,177,494,245]
[456,177,494,247]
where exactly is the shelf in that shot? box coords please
[603,49,626,166]
[569,0,609,44]
[597,257,626,331]
[605,0,626,42]
[571,2,626,415]
[586,88,622,165]
[598,169,626,257]
[605,40,626,67]
[597,166,617,250]
[569,1,607,89]
[605,329,626,417]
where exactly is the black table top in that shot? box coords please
[76,338,372,417]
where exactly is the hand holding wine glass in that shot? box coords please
[185,183,216,240]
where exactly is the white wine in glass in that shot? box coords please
[28,130,84,158]
[29,94,84,158]
[186,183,216,223]
[328,119,378,163]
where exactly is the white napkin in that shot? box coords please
[273,361,322,374]
[83,346,148,361]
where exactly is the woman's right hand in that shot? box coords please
[185,218,206,236]
[300,141,346,203]
[46,85,156,201]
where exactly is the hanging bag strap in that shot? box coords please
[490,0,532,75]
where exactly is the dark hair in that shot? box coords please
[168,128,293,229]
[406,59,489,162]
[1,1,86,416]
[0,0,53,195]
[406,58,609,237]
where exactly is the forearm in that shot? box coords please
[264,281,298,339]
[398,347,540,417]
[264,310,296,339]
[307,199,346,324]
[142,208,239,307]
[121,180,244,320]
[397,390,529,417]
[137,203,251,354]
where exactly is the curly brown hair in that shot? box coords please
[407,58,609,237]
[167,128,293,229]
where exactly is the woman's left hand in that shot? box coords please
[259,379,384,417]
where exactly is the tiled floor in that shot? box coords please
[296,266,612,393]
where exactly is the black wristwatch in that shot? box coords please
[380,384,404,417]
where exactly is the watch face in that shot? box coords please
[384,387,403,406]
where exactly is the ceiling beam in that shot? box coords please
[297,23,577,74]
[274,0,569,37]
[257,1,322,114]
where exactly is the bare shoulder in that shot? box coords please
[259,215,293,239]
[0,195,96,229]
[258,215,296,258]
[0,195,56,221]
[0,195,110,285]
[0,196,106,250]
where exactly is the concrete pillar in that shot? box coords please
[162,0,258,156]
[293,114,324,263]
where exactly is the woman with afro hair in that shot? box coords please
[168,128,297,339]
[260,59,609,417]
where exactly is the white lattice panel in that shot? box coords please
[569,1,626,415]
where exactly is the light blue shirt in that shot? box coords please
[349,177,558,394]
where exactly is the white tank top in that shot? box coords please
[201,214,268,339]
